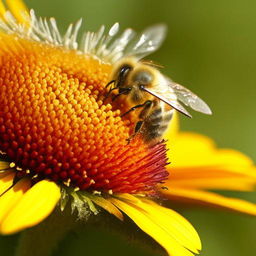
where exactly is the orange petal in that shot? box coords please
[166,164,256,191]
[165,177,256,191]
[162,187,256,216]
[0,180,60,235]
[168,166,256,180]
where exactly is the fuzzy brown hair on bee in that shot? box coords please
[105,57,212,144]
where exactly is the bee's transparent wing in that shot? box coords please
[168,81,212,115]
[123,24,167,59]
[141,86,192,118]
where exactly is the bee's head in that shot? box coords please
[108,58,156,103]
[122,69,154,103]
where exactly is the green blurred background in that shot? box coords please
[1,0,256,255]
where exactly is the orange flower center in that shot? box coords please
[0,34,168,194]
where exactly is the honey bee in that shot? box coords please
[105,25,212,144]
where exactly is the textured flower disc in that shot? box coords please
[0,34,168,194]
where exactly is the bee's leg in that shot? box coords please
[127,121,144,144]
[139,101,153,119]
[104,80,117,101]
[104,87,118,102]
[121,100,152,117]
[112,87,131,101]
[105,80,115,88]
[126,101,153,144]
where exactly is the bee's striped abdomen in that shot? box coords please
[143,105,174,143]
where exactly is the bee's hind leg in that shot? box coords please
[126,120,144,144]
[125,100,153,144]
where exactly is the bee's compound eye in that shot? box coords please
[115,64,133,88]
[133,71,153,84]
[119,65,132,77]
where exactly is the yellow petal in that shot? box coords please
[117,193,199,243]
[0,178,31,223]
[0,171,15,195]
[110,194,201,256]
[168,132,253,168]
[164,132,256,192]
[163,187,256,216]
[88,194,124,221]
[0,1,6,18]
[0,161,10,170]
[6,0,29,24]
[0,180,61,235]
[140,198,201,253]
[115,193,141,204]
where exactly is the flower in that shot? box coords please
[0,1,255,256]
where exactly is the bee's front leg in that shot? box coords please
[104,80,117,102]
